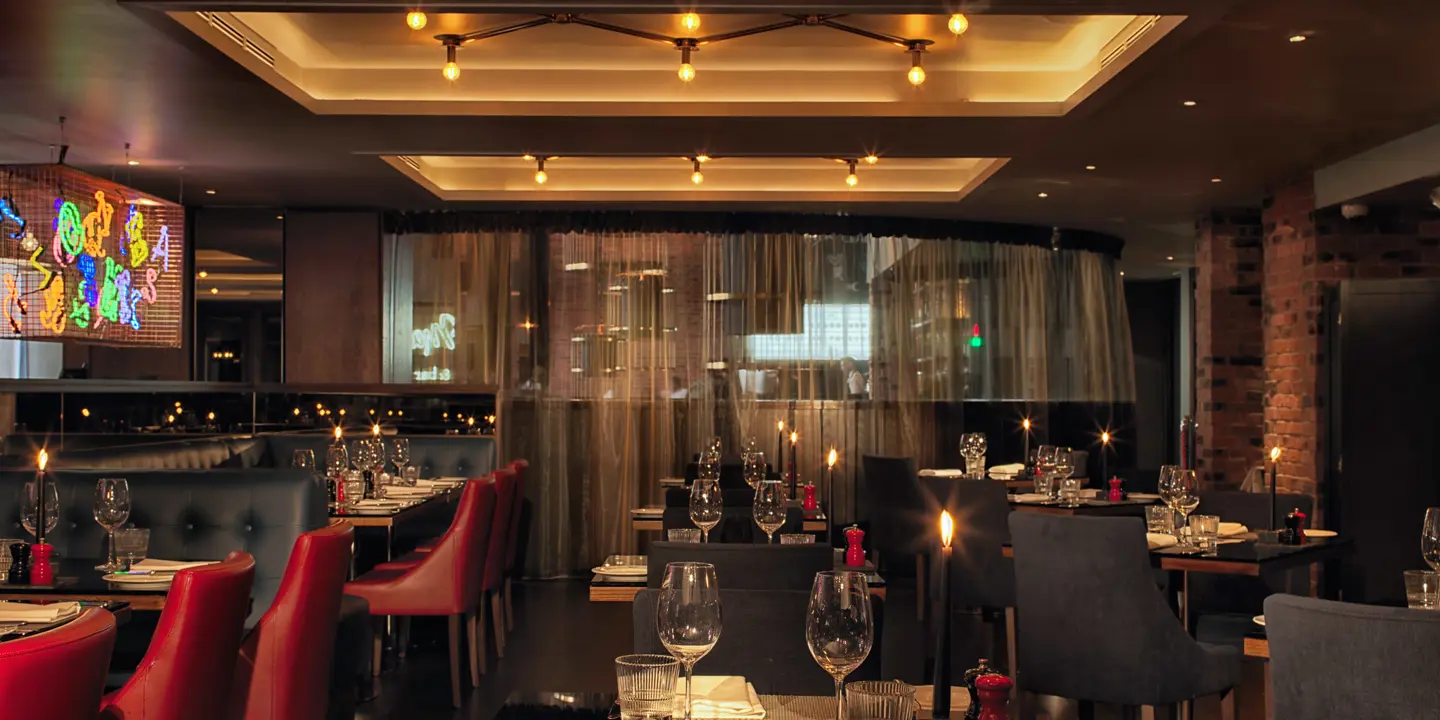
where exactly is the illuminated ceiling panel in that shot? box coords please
[172,12,1184,117]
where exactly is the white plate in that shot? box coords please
[103,573,174,586]
[1306,529,1337,538]
[1253,615,1265,626]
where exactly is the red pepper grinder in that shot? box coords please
[30,543,53,585]
[802,481,817,511]
[1108,477,1124,502]
[973,674,1013,720]
[844,525,865,567]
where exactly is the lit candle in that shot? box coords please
[1021,418,1032,463]
[372,424,382,438]
[35,449,48,546]
[933,510,954,719]
[1100,430,1111,482]
[1269,446,1281,530]
[825,447,837,515]
[789,431,799,498]
[334,425,343,443]
[776,420,785,478]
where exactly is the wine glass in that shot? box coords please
[1422,508,1440,571]
[1034,445,1058,499]
[292,449,316,473]
[657,562,722,720]
[1051,447,1076,506]
[959,433,987,479]
[18,481,59,541]
[326,445,349,478]
[689,476,723,543]
[1170,469,1201,547]
[753,480,787,543]
[807,571,874,720]
[94,478,131,572]
[743,450,767,490]
[389,439,411,480]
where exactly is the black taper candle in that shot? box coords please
[933,511,954,718]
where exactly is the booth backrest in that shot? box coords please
[261,434,496,477]
[0,469,326,624]
[42,437,259,471]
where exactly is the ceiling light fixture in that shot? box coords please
[441,39,461,81]
[1085,165,1097,171]
[1211,177,1222,183]
[1166,255,1175,261]
[1038,192,1049,198]
[198,271,208,278]
[534,157,548,185]
[680,12,701,33]
[845,160,859,187]
[522,153,535,161]
[128,160,140,166]
[210,287,219,295]
[906,41,930,86]
[864,154,879,165]
[676,40,697,82]
[948,14,970,36]
[1288,33,1307,43]
[205,189,216,195]
[695,153,710,163]
[407,11,428,30]
[1182,100,1197,107]
[691,158,704,185]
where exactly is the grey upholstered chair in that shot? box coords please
[1008,513,1239,712]
[922,477,1015,610]
[633,588,884,695]
[860,455,928,567]
[645,542,833,591]
[1266,594,1440,718]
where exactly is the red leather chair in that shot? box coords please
[100,551,257,720]
[503,459,529,631]
[344,477,496,708]
[482,467,517,657]
[230,520,354,720]
[0,608,115,720]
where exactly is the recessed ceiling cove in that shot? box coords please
[171,11,1184,117]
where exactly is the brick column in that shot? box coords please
[1194,210,1265,489]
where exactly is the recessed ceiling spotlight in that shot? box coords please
[1182,100,1197,107]
[276,215,284,220]
[1288,34,1308,43]
[1120,271,1126,276]
[695,153,710,163]
[210,287,219,295]
[205,189,216,195]
[197,271,208,279]
[1037,192,1049,198]
[127,160,140,166]
[864,154,879,165]
[1085,165,1097,171]
[1211,177,1223,183]
[1166,256,1175,261]
[522,153,535,161]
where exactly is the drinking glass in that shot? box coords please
[326,444,349,475]
[667,529,701,543]
[1033,445,1057,498]
[688,477,723,543]
[743,450,767,490]
[114,528,150,569]
[753,480,787,543]
[781,534,816,545]
[807,571,874,720]
[1404,570,1440,610]
[292,449,316,473]
[401,465,420,487]
[1051,448,1076,505]
[1422,508,1440,571]
[845,680,915,720]
[342,470,365,509]
[1157,465,1181,507]
[1188,515,1220,553]
[615,654,680,720]
[1169,469,1201,547]
[959,433,987,479]
[94,478,131,571]
[657,562,723,720]
[18,481,58,541]
[1146,505,1175,534]
[388,438,411,475]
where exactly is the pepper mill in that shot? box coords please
[802,482,817,511]
[973,674,1013,720]
[7,542,31,585]
[30,543,53,585]
[844,525,866,567]
[1108,477,1124,502]
[1283,509,1306,545]
[962,659,1004,720]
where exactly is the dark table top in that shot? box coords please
[0,600,132,643]
[590,552,884,588]
[1002,535,1354,576]
[0,559,170,597]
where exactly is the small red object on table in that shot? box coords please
[974,674,1013,720]
[802,483,817,511]
[844,525,865,567]
[30,543,53,585]
[1108,477,1124,502]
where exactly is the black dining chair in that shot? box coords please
[921,477,1015,666]
[1008,513,1239,715]
[645,542,833,591]
[1265,594,1440,718]
[633,588,885,695]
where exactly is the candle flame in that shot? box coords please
[1101,431,1110,445]
[372,424,382,437]
[37,449,47,471]
[1270,446,1281,462]
[777,419,785,432]
[827,447,837,468]
[334,426,343,442]
[940,510,954,547]
[789,431,798,444]
[1022,418,1031,431]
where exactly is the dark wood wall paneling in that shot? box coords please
[283,211,383,384]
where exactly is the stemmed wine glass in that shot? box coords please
[806,571,874,720]
[1052,447,1078,506]
[19,481,59,542]
[959,433,987,479]
[1422,508,1440,571]
[689,475,723,543]
[1034,445,1058,499]
[389,439,411,481]
[1165,469,1200,548]
[657,562,722,720]
[743,450,767,490]
[753,480,787,544]
[94,478,131,572]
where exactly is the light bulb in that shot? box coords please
[692,170,704,185]
[406,11,428,30]
[907,64,926,86]
[695,154,710,163]
[535,170,548,185]
[680,13,701,33]
[948,13,969,36]
[846,173,858,188]
[678,62,696,83]
[443,61,460,81]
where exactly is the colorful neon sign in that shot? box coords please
[0,164,184,347]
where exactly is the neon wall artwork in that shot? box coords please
[0,165,184,347]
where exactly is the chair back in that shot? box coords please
[1265,594,1440,718]
[860,455,928,566]
[922,477,1014,609]
[1008,513,1234,705]
[645,542,832,590]
[398,477,497,612]
[0,608,116,720]
[483,467,518,592]
[231,521,354,720]
[504,460,529,576]
[101,551,257,720]
[633,588,884,695]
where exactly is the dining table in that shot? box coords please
[495,689,963,720]
[0,559,180,611]
[330,481,464,563]
[1007,496,1159,517]
[0,600,132,642]
[630,504,829,534]
[589,552,887,603]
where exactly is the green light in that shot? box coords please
[969,336,983,348]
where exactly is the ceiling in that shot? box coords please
[1,0,1439,276]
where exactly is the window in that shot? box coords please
[746,304,870,361]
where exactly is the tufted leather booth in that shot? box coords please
[0,469,326,624]
[0,608,117,720]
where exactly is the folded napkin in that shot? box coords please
[1219,522,1248,537]
[676,677,765,719]
[0,601,80,623]
[988,463,1025,476]
[1011,493,1049,503]
[381,487,431,497]
[918,469,964,478]
[352,499,406,508]
[915,685,970,713]
[1147,533,1180,550]
[131,559,218,573]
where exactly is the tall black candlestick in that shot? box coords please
[932,542,953,718]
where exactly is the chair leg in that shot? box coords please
[448,615,464,708]
[371,617,384,677]
[476,595,489,675]
[1219,689,1236,720]
[505,576,515,631]
[492,590,507,657]
[465,612,482,686]
[915,555,926,622]
[397,617,411,659]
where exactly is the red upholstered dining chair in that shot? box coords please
[481,467,517,657]
[230,520,354,720]
[503,459,529,631]
[0,608,116,720]
[344,477,496,708]
[100,551,257,720]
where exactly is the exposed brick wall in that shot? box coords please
[1194,210,1265,489]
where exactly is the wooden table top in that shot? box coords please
[331,487,459,528]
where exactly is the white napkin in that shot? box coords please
[131,559,217,573]
[0,601,80,623]
[1011,493,1049,503]
[1147,533,1180,550]
[676,677,766,719]
[352,499,405,508]
[988,463,1025,476]
[918,469,964,478]
[382,487,431,497]
[1219,522,1248,537]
